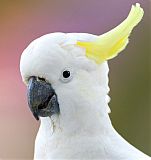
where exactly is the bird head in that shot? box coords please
[20,33,109,126]
[20,3,143,132]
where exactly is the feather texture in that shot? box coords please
[77,3,144,63]
[20,4,150,160]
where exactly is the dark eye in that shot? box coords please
[60,68,73,83]
[63,70,70,78]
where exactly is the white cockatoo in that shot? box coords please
[20,3,151,160]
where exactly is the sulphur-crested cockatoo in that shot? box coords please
[20,3,151,160]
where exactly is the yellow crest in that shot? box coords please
[77,3,144,64]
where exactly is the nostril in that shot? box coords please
[37,77,46,82]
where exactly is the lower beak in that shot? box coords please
[27,76,60,120]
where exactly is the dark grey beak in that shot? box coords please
[27,76,60,120]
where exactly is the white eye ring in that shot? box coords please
[60,68,73,83]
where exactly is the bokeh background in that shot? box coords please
[0,0,150,159]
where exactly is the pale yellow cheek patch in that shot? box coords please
[77,3,144,64]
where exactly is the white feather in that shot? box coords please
[20,33,150,160]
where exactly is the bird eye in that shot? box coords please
[63,70,70,78]
[60,68,73,83]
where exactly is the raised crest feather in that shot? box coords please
[77,3,144,64]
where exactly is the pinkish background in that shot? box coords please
[0,0,150,159]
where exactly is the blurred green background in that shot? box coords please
[0,0,150,159]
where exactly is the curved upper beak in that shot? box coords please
[27,76,60,120]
